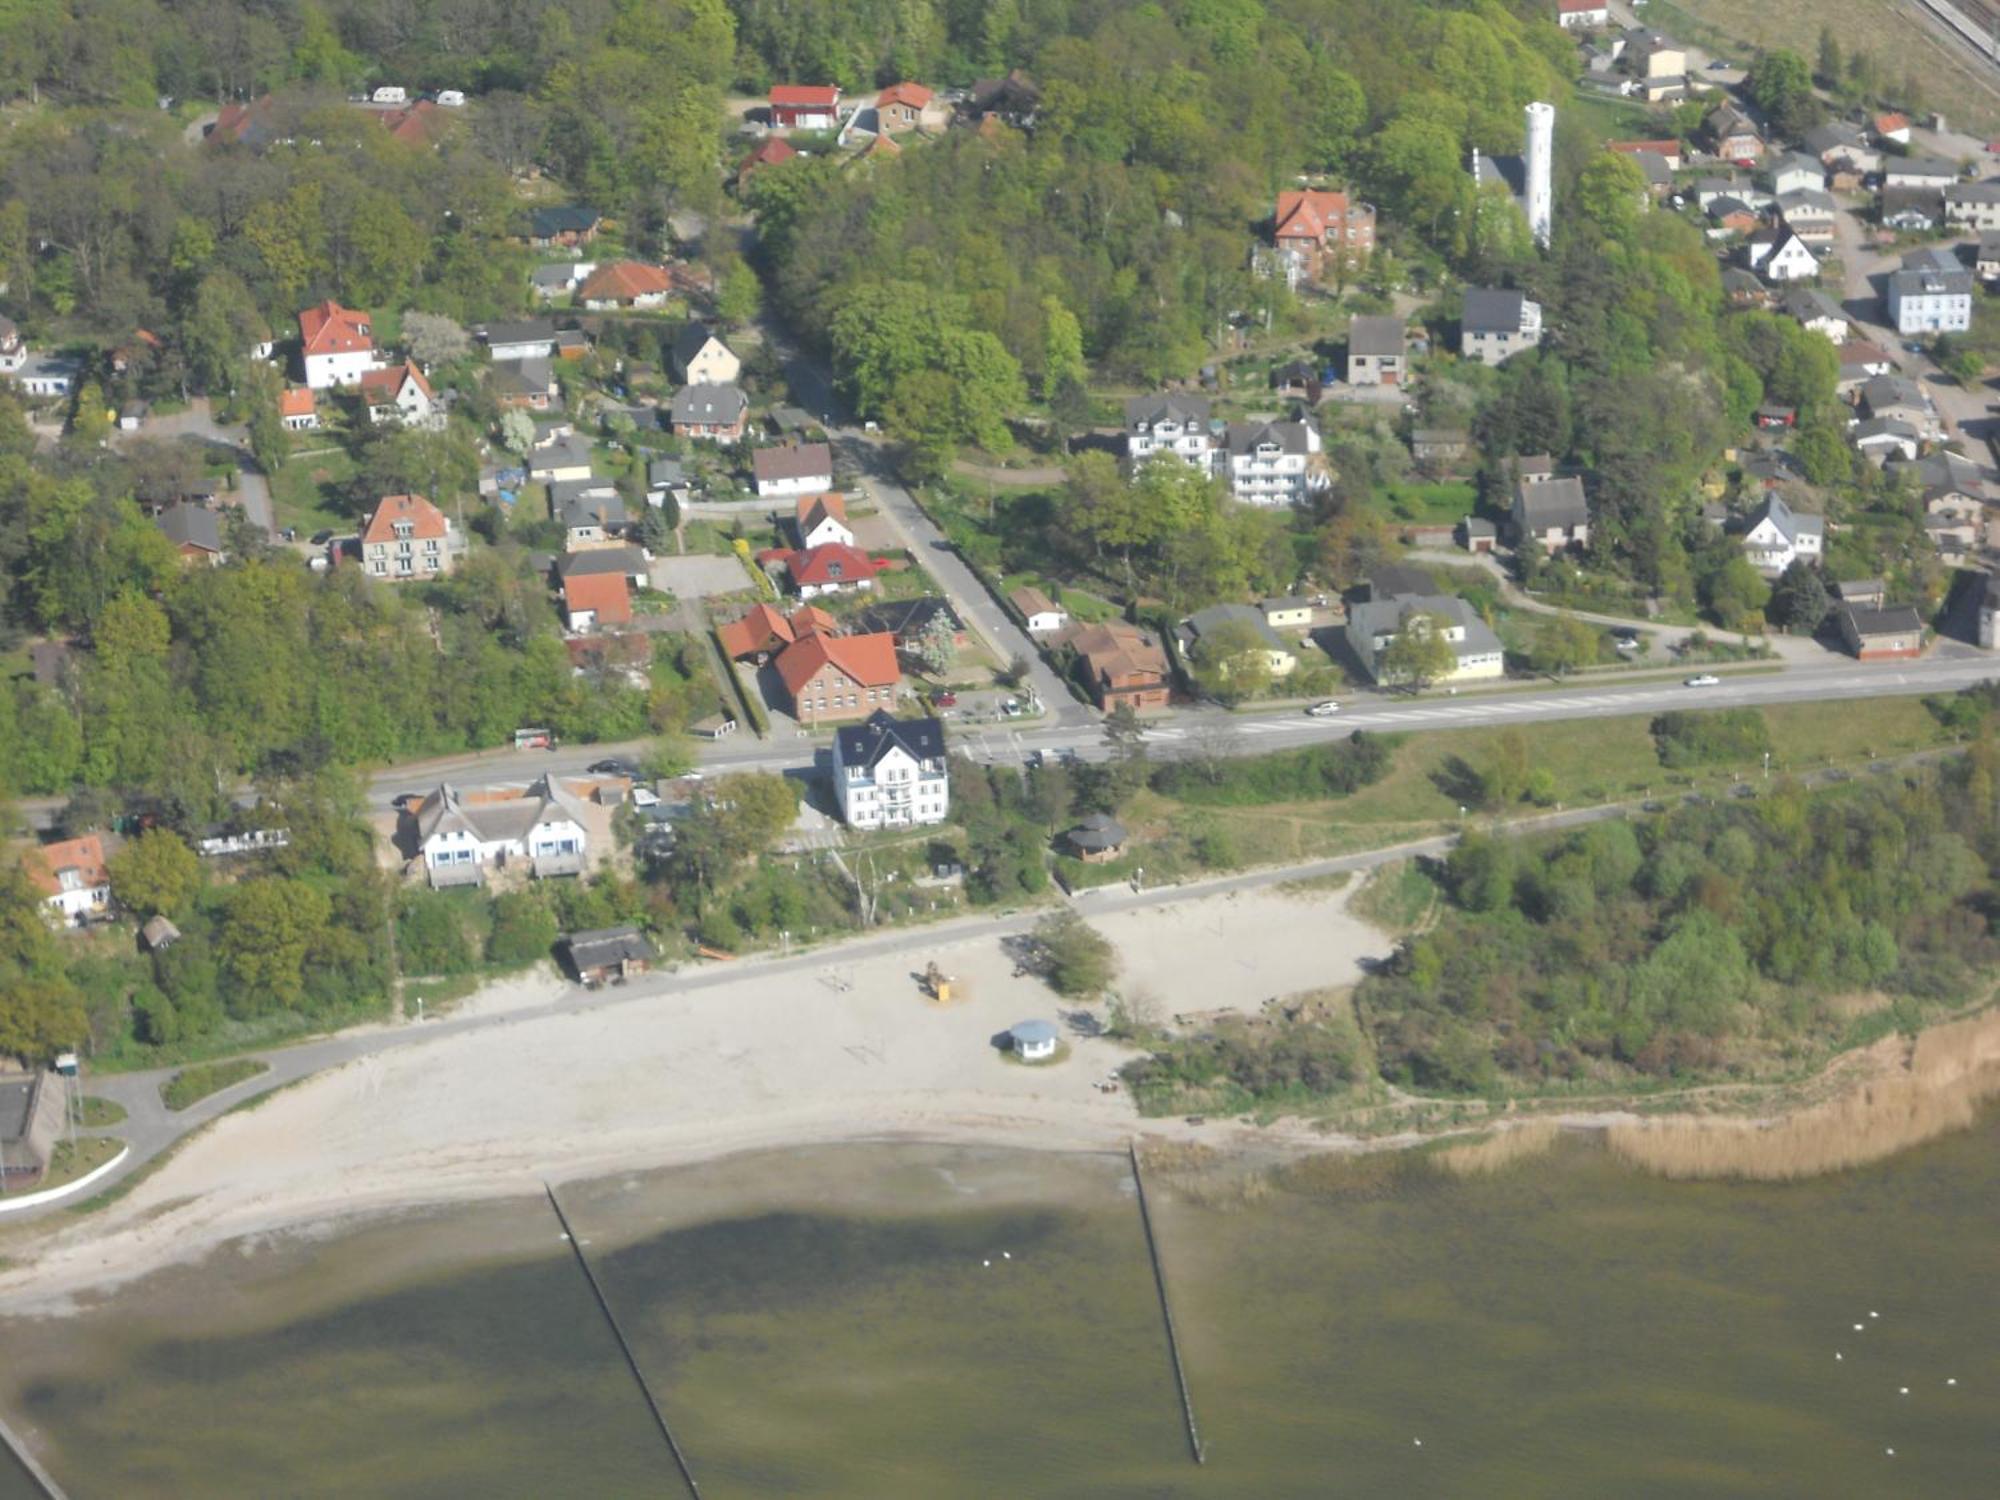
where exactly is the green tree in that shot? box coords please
[1771,560,1830,631]
[1032,908,1119,998]
[487,891,559,966]
[1189,618,1274,705]
[912,611,957,676]
[1574,152,1648,242]
[1379,610,1458,690]
[1748,50,1820,137]
[1040,296,1087,401]
[1815,25,1843,86]
[243,361,288,476]
[218,877,333,1014]
[107,828,200,917]
[499,407,536,456]
[1532,614,1598,677]
[716,259,763,326]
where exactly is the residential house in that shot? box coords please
[1891,449,1988,558]
[1755,403,1798,430]
[1708,196,1762,237]
[278,386,318,431]
[1263,596,1316,630]
[1835,578,1888,609]
[564,925,656,984]
[205,92,286,151]
[1269,188,1376,283]
[1886,247,1972,335]
[378,100,449,147]
[1623,27,1688,98]
[1783,288,1850,341]
[718,602,832,662]
[670,323,740,386]
[832,711,949,829]
[297,299,377,389]
[1345,591,1505,684]
[0,316,21,373]
[1766,151,1827,196]
[1694,175,1768,210]
[1838,602,1924,660]
[1720,268,1770,306]
[1741,493,1824,573]
[357,362,437,426]
[1943,180,2000,230]
[1011,586,1068,636]
[646,458,693,509]
[1556,0,1610,27]
[1512,474,1591,552]
[1851,418,1922,464]
[529,205,601,247]
[1222,419,1321,506]
[1979,231,2000,281]
[156,501,223,565]
[774,630,902,725]
[1346,315,1407,385]
[1873,111,1913,145]
[361,493,458,581]
[962,70,1041,128]
[561,568,632,629]
[1627,150,1675,196]
[1778,189,1838,245]
[531,262,594,301]
[1607,138,1682,170]
[1177,604,1298,680]
[1460,288,1544,366]
[412,776,590,885]
[491,358,558,411]
[1411,429,1470,467]
[1860,372,1939,436]
[670,383,748,442]
[1883,156,1960,189]
[736,136,797,189]
[1064,812,1127,864]
[1060,620,1171,711]
[22,834,113,926]
[1706,103,1763,162]
[770,84,841,130]
[794,492,853,550]
[529,435,596,483]
[1746,228,1819,283]
[1837,339,1894,393]
[1804,121,1880,174]
[577,261,674,310]
[1125,394,1217,471]
[854,596,967,655]
[753,441,835,498]
[876,82,945,133]
[778,542,881,599]
[1880,187,1945,231]
[552,481,627,549]
[479,319,558,361]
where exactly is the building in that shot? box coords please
[480,319,558,361]
[0,1071,64,1188]
[156,501,224,565]
[1412,429,1470,467]
[1804,121,1879,174]
[1851,418,1921,464]
[1860,372,1938,436]
[875,81,943,133]
[753,441,835,498]
[413,776,590,885]
[1884,157,1960,189]
[831,710,949,829]
[1706,104,1765,163]
[1943,181,2000,232]
[358,362,436,426]
[529,435,595,484]
[1008,1019,1060,1061]
[1125,394,1217,471]
[1766,151,1826,196]
[770,84,841,130]
[297,299,377,389]
[564,925,655,984]
[1471,104,1556,249]
[670,383,748,442]
[1978,231,2000,282]
[1460,288,1544,366]
[1012,586,1068,636]
[1222,420,1320,506]
[1837,602,1924,660]
[1511,474,1590,552]
[717,601,834,661]
[853,596,967,654]
[647,458,693,509]
[361,493,457,581]
[1269,187,1376,283]
[491,358,558,410]
[1747,228,1819,284]
[1346,315,1407,386]
[552,480,627,549]
[774,629,902,725]
[22,834,113,925]
[279,386,318,431]
[1782,288,1850,341]
[0,316,21,374]
[1177,604,1298,679]
[736,136,797,188]
[1060,620,1171,711]
[561,568,632,629]
[1874,111,1913,145]
[531,262,593,301]
[670,323,740,385]
[778,542,882,599]
[1741,493,1824,573]
[1263,596,1315,630]
[1556,0,1609,26]
[529,205,601,247]
[1886,247,1973,335]
[577,261,674,310]
[1346,591,1505,684]
[962,70,1041,128]
[1777,189,1838,245]
[794,492,853,549]
[11,352,80,398]
[1063,813,1127,864]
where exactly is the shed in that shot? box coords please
[1008,1019,1061,1062]
[141,914,182,951]
[564,924,656,984]
[1064,812,1128,864]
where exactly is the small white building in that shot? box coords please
[1748,229,1820,284]
[1010,585,1068,636]
[831,710,949,830]
[371,85,407,104]
[1125,394,1217,473]
[1460,288,1543,367]
[22,834,114,927]
[753,441,835,498]
[12,353,81,398]
[795,492,854,550]
[1556,0,1610,28]
[670,323,741,386]
[412,775,591,885]
[1741,493,1824,573]
[1885,247,1973,335]
[298,300,379,390]
[480,319,558,362]
[1008,1019,1060,1061]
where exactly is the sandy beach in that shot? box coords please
[0,885,1388,1312]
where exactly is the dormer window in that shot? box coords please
[394,520,413,538]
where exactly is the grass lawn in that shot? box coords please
[79,1096,127,1127]
[161,1058,270,1112]
[270,450,357,535]
[37,1136,124,1191]
[1379,479,1477,526]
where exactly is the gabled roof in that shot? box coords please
[554,546,646,580]
[1746,492,1823,542]
[834,709,945,771]
[362,493,449,544]
[1889,155,1960,180]
[22,834,111,898]
[1842,602,1923,637]
[795,490,849,533]
[278,386,316,419]
[530,205,601,238]
[1347,315,1405,357]
[1274,188,1360,241]
[739,137,797,173]
[1010,585,1062,618]
[1125,393,1211,429]
[1782,288,1848,324]
[717,602,797,659]
[298,300,372,357]
[786,542,881,588]
[416,776,589,847]
[566,924,655,971]
[671,321,732,370]
[854,594,963,641]
[358,362,432,402]
[1862,372,1929,413]
[755,442,834,484]
[1514,474,1589,529]
[1181,603,1289,655]
[774,629,900,694]
[1225,420,1311,457]
[1462,287,1528,335]
[562,569,632,623]
[670,382,747,424]
[877,82,934,110]
[1062,620,1168,682]
[577,261,674,303]
[481,318,558,347]
[771,84,840,108]
[156,501,222,553]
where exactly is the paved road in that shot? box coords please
[114,397,277,538]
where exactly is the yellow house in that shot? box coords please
[1181,604,1298,679]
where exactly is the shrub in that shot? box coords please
[1651,708,1771,769]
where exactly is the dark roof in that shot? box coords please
[531,205,600,238]
[1462,288,1527,336]
[833,709,945,771]
[156,501,222,552]
[1515,475,1589,529]
[670,383,747,424]
[565,924,655,970]
[1348,315,1405,357]
[648,457,687,487]
[480,318,557,347]
[1364,564,1435,599]
[752,442,834,483]
[554,546,646,580]
[1841,602,1924,637]
[1066,812,1127,850]
[1125,393,1211,429]
[853,594,964,640]
[670,321,730,374]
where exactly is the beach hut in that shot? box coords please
[1009,1019,1060,1062]
[1063,813,1127,864]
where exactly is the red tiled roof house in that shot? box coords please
[774,630,901,725]
[770,84,841,131]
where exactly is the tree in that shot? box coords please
[1771,560,1831,632]
[1748,50,1820,138]
[217,877,332,1013]
[107,828,200,917]
[402,312,471,367]
[1532,613,1598,677]
[1189,618,1274,705]
[1040,296,1087,400]
[1032,908,1119,998]
[243,361,288,476]
[1574,152,1648,242]
[912,611,957,676]
[1815,25,1843,87]
[715,259,763,326]
[487,891,559,966]
[1379,610,1458,690]
[498,407,536,456]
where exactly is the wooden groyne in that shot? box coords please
[1127,1141,1205,1465]
[0,1413,71,1500]
[544,1183,705,1499]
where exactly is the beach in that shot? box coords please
[0,884,1389,1313]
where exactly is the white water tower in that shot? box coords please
[1525,101,1555,249]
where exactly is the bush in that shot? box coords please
[1651,708,1772,769]
[1031,909,1119,997]
[487,891,559,967]
[397,891,476,976]
[1152,731,1393,805]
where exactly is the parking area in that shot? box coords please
[649,554,754,599]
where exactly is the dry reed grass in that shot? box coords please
[1608,1009,2000,1180]
[1433,1121,1562,1177]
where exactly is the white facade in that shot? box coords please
[1557,3,1610,28]
[416,779,589,883]
[1125,398,1218,472]
[1223,420,1321,507]
[1525,102,1555,250]
[833,733,949,830]
[757,467,835,499]
[1887,276,1973,334]
[12,356,79,398]
[305,346,377,390]
[42,871,110,924]
[799,509,854,550]
[1742,501,1824,573]
[1758,234,1820,283]
[1021,604,1066,633]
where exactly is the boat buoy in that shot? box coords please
[1869,1311,1880,1320]
[1413,1439,1422,1447]
[1854,1323,1865,1331]
[1002,1252,1011,1260]
[1835,1353,1843,1361]
[983,1259,991,1267]
[1886,1448,1895,1457]
[1947,1378,1958,1386]
[1900,1387,1910,1395]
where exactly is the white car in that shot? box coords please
[630,787,660,808]
[1306,700,1341,718]
[1684,674,1720,687]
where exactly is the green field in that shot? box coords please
[269,450,357,536]
[1379,480,1477,526]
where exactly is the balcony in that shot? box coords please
[429,860,485,889]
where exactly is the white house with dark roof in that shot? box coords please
[1886,246,1974,335]
[1460,288,1543,366]
[1765,152,1826,197]
[1511,474,1590,552]
[1741,493,1823,573]
[670,323,740,386]
[1746,228,1819,283]
[1222,419,1320,506]
[1346,591,1505,684]
[752,441,834,498]
[412,775,591,885]
[479,319,558,361]
[1942,180,2000,230]
[1125,394,1218,471]
[831,711,949,829]
[1782,288,1849,341]
[1884,157,1961,189]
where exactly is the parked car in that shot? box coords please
[1306,700,1341,718]
[589,757,642,777]
[934,690,957,708]
[1684,674,1720,687]
[630,787,660,808]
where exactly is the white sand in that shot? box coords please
[0,887,1387,1311]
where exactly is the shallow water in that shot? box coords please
[2,1119,1996,1498]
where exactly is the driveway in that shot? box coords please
[115,397,276,538]
[649,553,755,599]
